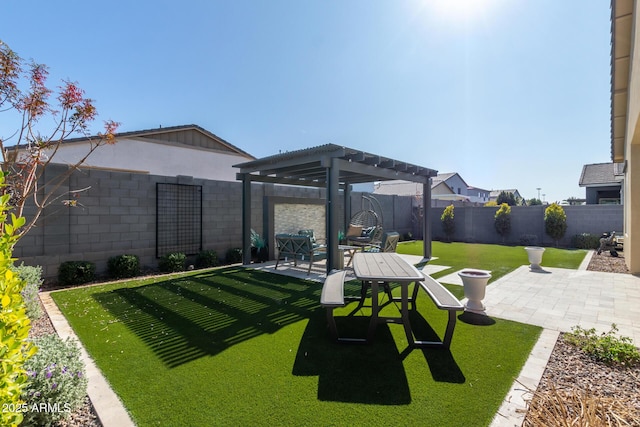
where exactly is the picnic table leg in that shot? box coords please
[367,280,379,342]
[401,282,415,347]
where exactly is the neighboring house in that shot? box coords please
[31,124,255,182]
[489,189,523,204]
[611,0,639,273]
[578,162,624,204]
[372,173,488,204]
[467,186,491,204]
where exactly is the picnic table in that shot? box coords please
[351,252,463,348]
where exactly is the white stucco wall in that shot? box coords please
[41,138,251,181]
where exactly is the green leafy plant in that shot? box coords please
[544,203,567,246]
[22,334,88,426]
[225,248,243,264]
[440,204,455,242]
[107,254,140,279]
[158,252,186,273]
[494,203,511,243]
[0,178,36,427]
[571,233,600,250]
[12,263,44,320]
[250,230,268,262]
[195,250,219,269]
[496,191,517,206]
[57,261,96,286]
[564,324,640,367]
[519,234,538,246]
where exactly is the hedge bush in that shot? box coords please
[57,261,96,286]
[225,248,243,264]
[440,204,455,242]
[159,252,186,273]
[545,203,568,246]
[107,254,140,279]
[0,186,35,427]
[195,250,219,269]
[519,234,539,246]
[13,263,44,320]
[571,233,600,249]
[22,334,88,426]
[494,203,511,242]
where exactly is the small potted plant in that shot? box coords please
[458,269,491,314]
[250,229,268,263]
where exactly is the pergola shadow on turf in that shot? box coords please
[92,267,329,368]
[234,144,438,273]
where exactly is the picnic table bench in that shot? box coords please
[320,254,464,349]
[320,270,367,343]
[411,273,464,349]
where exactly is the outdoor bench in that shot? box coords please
[411,273,464,349]
[320,270,366,343]
[274,233,327,275]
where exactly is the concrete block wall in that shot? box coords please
[430,204,623,247]
[14,165,621,281]
[13,166,327,280]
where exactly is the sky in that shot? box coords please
[2,0,613,203]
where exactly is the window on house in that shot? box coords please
[156,183,202,257]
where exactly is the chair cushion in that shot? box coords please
[346,225,363,237]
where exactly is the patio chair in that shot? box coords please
[363,231,399,253]
[359,232,401,301]
[297,229,325,248]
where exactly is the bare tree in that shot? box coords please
[0,40,119,237]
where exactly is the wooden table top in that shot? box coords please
[352,252,424,282]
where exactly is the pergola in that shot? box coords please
[234,144,438,273]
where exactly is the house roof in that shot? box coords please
[611,0,633,162]
[579,162,625,187]
[489,189,521,198]
[42,124,255,160]
[468,186,490,193]
[432,172,468,187]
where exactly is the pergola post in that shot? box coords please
[241,173,252,265]
[344,182,352,235]
[326,158,340,273]
[422,179,432,262]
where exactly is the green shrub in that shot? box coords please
[22,334,88,426]
[195,250,219,269]
[544,203,567,246]
[158,252,186,273]
[0,187,35,427]
[13,263,44,320]
[57,261,96,286]
[571,233,600,249]
[440,205,455,242]
[564,324,640,367]
[494,203,511,242]
[107,254,140,279]
[496,191,517,206]
[225,248,243,264]
[519,234,538,246]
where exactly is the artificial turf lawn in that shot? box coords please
[52,263,541,426]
